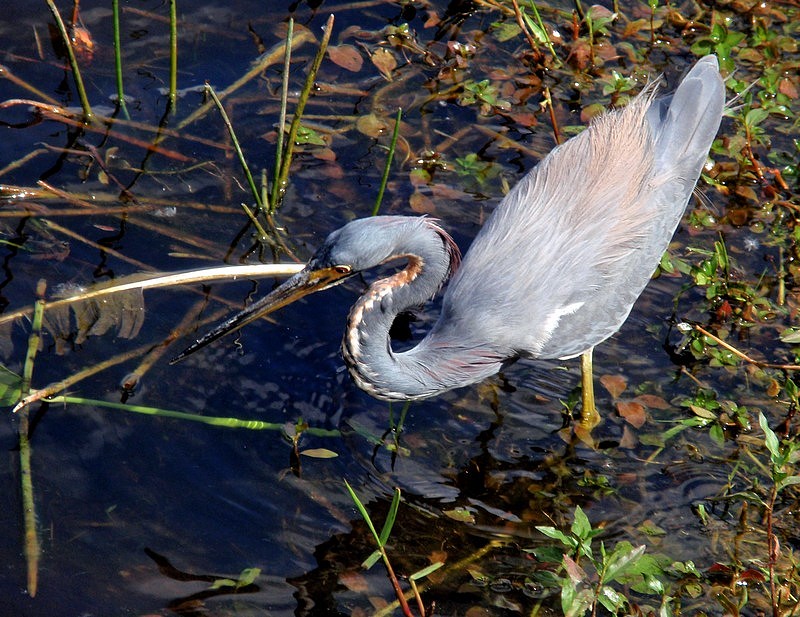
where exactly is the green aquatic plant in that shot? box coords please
[691,18,746,74]
[532,506,683,616]
[458,79,511,115]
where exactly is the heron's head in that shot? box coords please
[172,217,437,363]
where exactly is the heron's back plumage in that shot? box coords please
[436,55,724,361]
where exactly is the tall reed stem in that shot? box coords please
[112,0,129,119]
[45,0,92,122]
[168,0,178,113]
[273,14,335,209]
[271,18,294,213]
[372,108,402,216]
[17,279,46,597]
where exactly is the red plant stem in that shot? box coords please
[382,552,415,617]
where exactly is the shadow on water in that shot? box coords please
[0,0,798,615]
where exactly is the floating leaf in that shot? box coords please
[371,48,396,80]
[492,21,521,42]
[409,191,435,214]
[236,567,260,586]
[312,147,337,161]
[209,567,260,590]
[300,448,338,458]
[766,378,781,398]
[618,425,638,449]
[209,577,237,589]
[328,44,363,72]
[617,401,646,428]
[637,520,666,537]
[600,374,626,398]
[690,404,717,420]
[355,112,389,138]
[294,124,326,146]
[632,394,670,409]
[443,507,475,523]
[340,570,370,592]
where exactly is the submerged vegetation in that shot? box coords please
[0,0,799,614]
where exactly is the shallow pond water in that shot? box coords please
[1,1,798,615]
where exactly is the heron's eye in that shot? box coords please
[334,265,351,275]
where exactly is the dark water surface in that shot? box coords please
[0,1,793,615]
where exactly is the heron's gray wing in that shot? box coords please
[436,56,724,360]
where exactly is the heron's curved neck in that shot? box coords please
[341,218,504,400]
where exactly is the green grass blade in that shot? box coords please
[205,83,270,238]
[362,549,382,570]
[409,561,445,581]
[378,487,401,546]
[344,479,382,546]
[526,0,561,64]
[371,108,403,216]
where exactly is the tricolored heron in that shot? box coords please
[173,55,724,427]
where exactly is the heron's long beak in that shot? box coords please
[170,265,351,364]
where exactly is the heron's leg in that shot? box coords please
[579,348,600,428]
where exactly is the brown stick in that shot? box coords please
[693,324,800,371]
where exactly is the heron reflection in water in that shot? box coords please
[173,55,725,428]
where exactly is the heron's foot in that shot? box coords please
[568,400,600,448]
[579,402,601,430]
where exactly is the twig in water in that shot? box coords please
[693,324,800,370]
